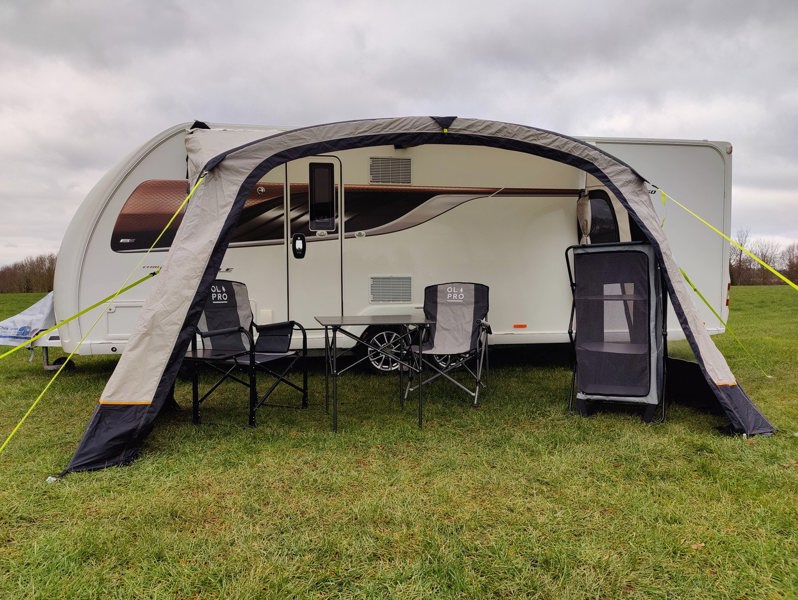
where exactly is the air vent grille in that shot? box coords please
[369,157,411,184]
[370,276,412,303]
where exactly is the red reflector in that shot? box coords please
[513,323,527,329]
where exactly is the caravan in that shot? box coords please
[48,121,732,372]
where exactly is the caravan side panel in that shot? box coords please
[593,139,732,337]
[54,125,191,354]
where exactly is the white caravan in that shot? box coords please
[46,122,732,371]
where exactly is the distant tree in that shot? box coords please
[729,231,798,286]
[749,238,783,285]
[0,253,56,293]
[782,242,798,284]
[729,228,753,285]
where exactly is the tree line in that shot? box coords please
[728,230,798,286]
[0,253,56,293]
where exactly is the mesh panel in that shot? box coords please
[574,250,651,397]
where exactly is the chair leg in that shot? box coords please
[403,347,419,401]
[409,353,485,408]
[301,352,309,409]
[192,363,201,424]
[484,343,489,387]
[472,342,489,408]
[253,355,309,411]
[249,364,257,427]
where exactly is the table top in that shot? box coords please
[315,314,432,327]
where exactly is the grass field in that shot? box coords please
[1,286,796,598]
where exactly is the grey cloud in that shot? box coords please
[0,1,192,67]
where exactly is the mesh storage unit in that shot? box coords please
[566,243,665,421]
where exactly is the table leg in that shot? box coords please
[324,325,330,414]
[398,325,406,410]
[417,328,423,428]
[332,327,338,433]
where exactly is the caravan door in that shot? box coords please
[286,158,343,342]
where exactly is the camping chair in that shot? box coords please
[405,282,490,407]
[184,279,308,426]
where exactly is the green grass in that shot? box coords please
[1,287,796,598]
[0,292,51,318]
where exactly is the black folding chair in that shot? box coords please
[406,282,490,407]
[184,280,308,426]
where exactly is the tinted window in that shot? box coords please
[588,190,620,244]
[309,163,336,232]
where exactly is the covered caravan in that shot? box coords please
[64,116,774,472]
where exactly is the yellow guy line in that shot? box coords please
[0,174,206,458]
[661,189,798,292]
[1,273,157,456]
[679,267,771,378]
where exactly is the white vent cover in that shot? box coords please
[370,276,412,303]
[369,157,411,184]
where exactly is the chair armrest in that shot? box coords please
[479,320,492,335]
[199,326,247,338]
[292,321,308,356]
[197,326,254,350]
[254,320,306,354]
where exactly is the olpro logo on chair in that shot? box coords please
[211,283,230,304]
[446,285,466,302]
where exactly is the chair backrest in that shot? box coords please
[197,280,253,352]
[423,282,489,354]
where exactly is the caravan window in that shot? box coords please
[308,163,336,232]
[111,180,189,252]
[111,179,287,252]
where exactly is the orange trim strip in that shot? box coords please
[99,398,153,406]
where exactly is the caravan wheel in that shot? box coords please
[52,356,75,370]
[362,328,407,374]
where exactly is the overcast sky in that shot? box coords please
[0,0,795,267]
